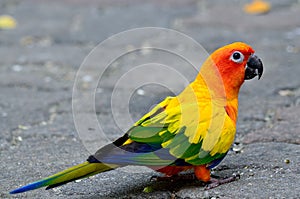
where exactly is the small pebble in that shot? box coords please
[140,48,152,55]
[40,121,47,126]
[17,136,22,142]
[12,64,23,72]
[18,125,29,130]
[137,89,145,96]
[82,75,93,82]
[141,41,152,55]
[278,89,294,96]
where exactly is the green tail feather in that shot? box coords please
[10,161,118,194]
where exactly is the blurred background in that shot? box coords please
[1,0,300,198]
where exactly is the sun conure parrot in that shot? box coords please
[10,42,263,194]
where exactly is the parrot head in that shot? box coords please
[211,42,263,81]
[200,42,263,99]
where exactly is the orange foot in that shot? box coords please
[151,165,239,189]
[195,165,240,189]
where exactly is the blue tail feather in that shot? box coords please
[10,179,48,194]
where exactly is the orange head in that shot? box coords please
[199,42,263,100]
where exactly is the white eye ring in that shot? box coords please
[230,51,244,63]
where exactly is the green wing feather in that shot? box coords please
[127,91,236,166]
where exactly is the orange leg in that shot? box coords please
[194,165,211,182]
[194,165,239,190]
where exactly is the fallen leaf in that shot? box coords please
[244,0,271,15]
[0,15,17,29]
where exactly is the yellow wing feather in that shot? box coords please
[129,74,237,163]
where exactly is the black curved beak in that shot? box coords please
[245,54,263,80]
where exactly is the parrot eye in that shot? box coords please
[230,51,244,63]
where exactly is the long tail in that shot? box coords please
[10,161,118,194]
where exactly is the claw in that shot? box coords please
[204,174,240,190]
[150,175,160,182]
[150,175,174,182]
